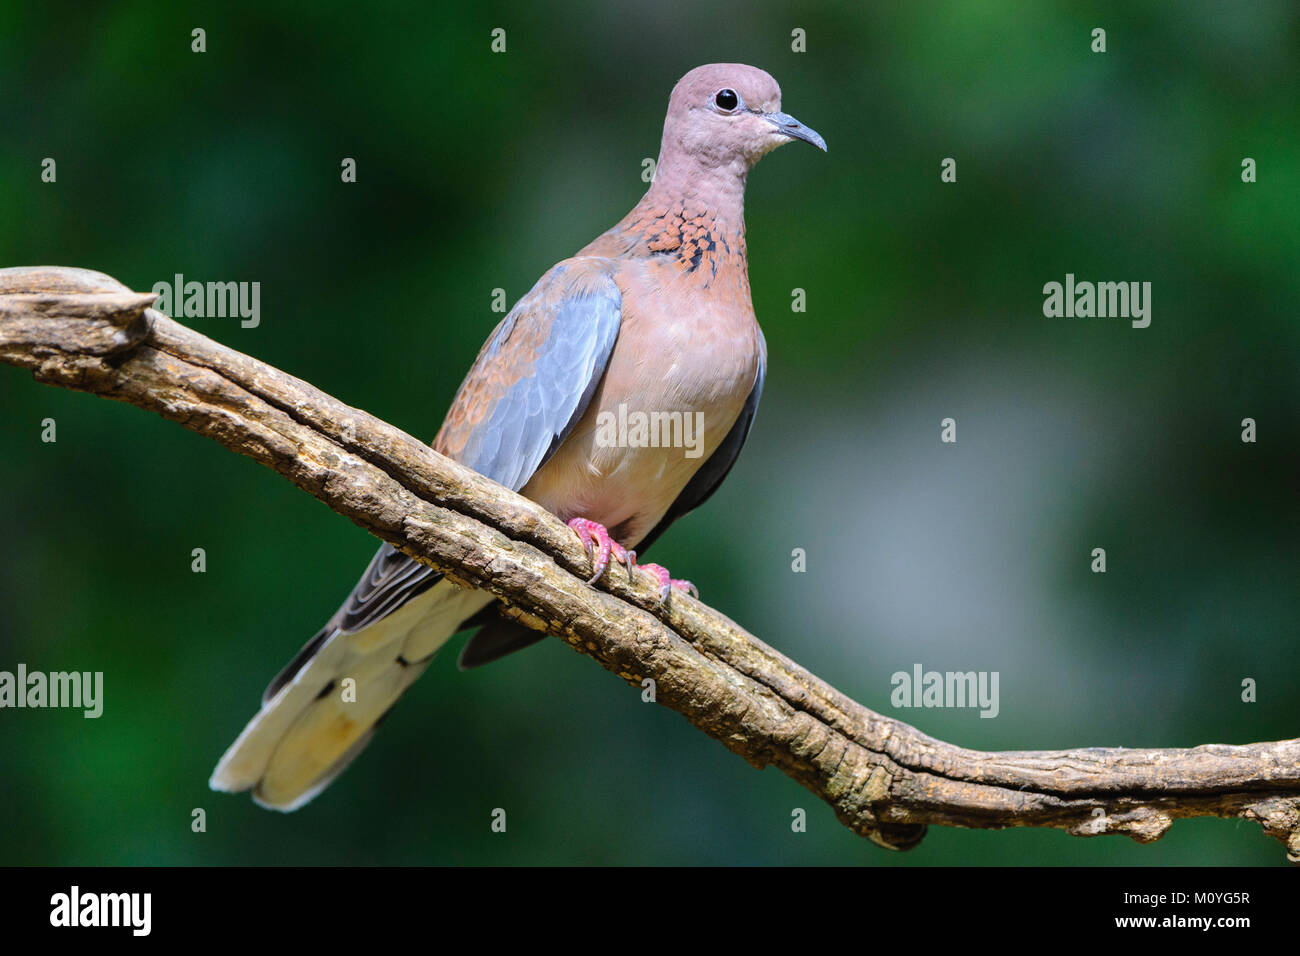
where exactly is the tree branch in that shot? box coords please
[3,265,1297,862]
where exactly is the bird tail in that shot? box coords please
[209,579,490,811]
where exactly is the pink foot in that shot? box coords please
[566,518,698,602]
[567,518,629,584]
[631,562,698,603]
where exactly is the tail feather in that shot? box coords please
[256,728,378,812]
[458,617,548,670]
[210,580,492,810]
[254,658,428,810]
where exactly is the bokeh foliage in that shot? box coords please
[1,0,1296,864]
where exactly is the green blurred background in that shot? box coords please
[1,0,1296,865]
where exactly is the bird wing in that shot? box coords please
[262,257,622,699]
[433,256,624,489]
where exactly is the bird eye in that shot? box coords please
[713,88,739,112]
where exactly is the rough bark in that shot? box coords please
[2,265,1297,862]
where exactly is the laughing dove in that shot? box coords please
[210,63,826,810]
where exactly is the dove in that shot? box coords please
[211,63,826,810]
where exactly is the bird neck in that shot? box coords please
[642,152,749,234]
[598,155,750,278]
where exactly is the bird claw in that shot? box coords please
[634,562,698,603]
[567,518,629,584]
[566,519,697,602]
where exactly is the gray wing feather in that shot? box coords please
[458,288,620,491]
[265,274,622,698]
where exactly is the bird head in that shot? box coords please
[659,63,826,174]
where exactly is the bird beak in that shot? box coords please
[764,111,827,152]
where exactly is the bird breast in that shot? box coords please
[520,257,761,547]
